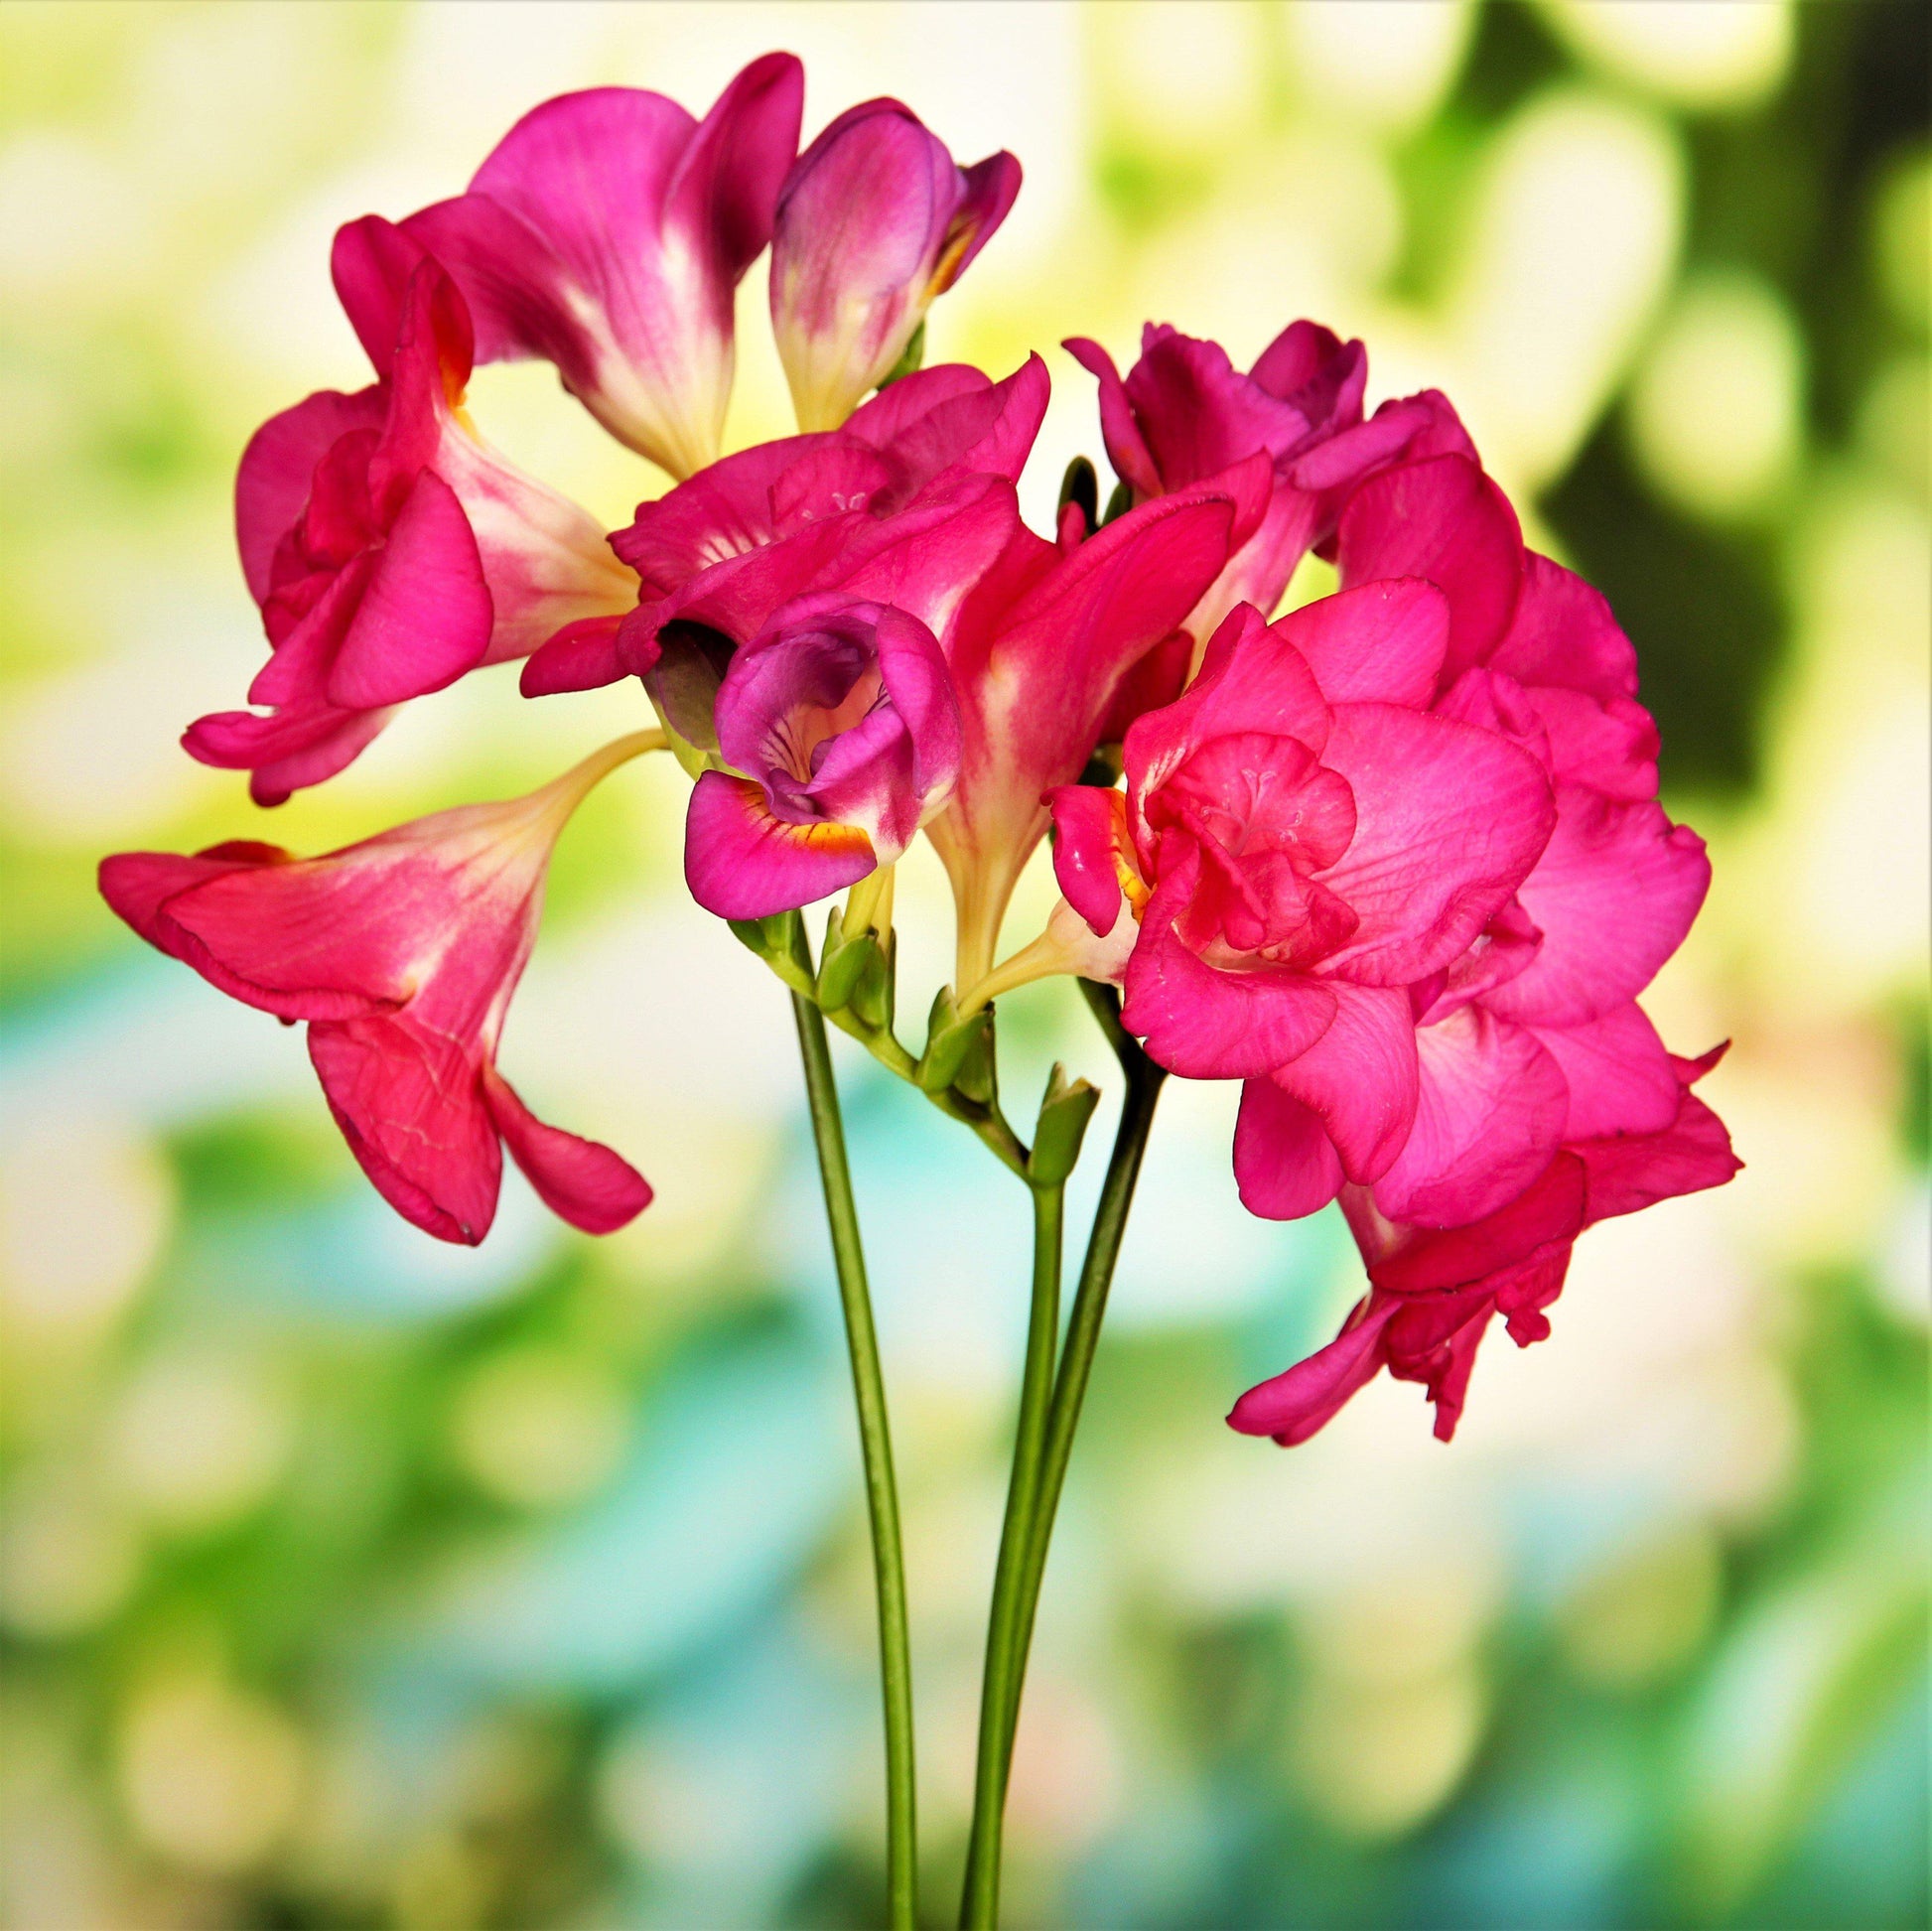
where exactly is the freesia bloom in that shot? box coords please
[1044,397,1732,1440]
[98,737,656,1245]
[190,218,635,804]
[770,99,1020,431]
[1064,323,1469,651]
[521,356,1049,700]
[1229,1046,1740,1443]
[406,56,804,479]
[684,596,961,918]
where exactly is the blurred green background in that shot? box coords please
[0,3,1925,1926]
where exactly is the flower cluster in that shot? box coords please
[102,53,1735,1448]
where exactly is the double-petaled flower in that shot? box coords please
[1040,394,1733,1439]
[101,737,656,1245]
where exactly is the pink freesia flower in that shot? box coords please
[1064,325,1473,652]
[521,356,1049,699]
[1228,1046,1740,1443]
[684,595,962,918]
[1047,591,1559,1118]
[405,57,804,479]
[770,99,1021,431]
[190,218,635,804]
[98,737,657,1245]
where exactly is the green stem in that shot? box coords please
[790,992,918,1930]
[960,1179,1064,1926]
[960,992,1167,1930]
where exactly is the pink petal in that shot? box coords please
[1272,981,1419,1183]
[684,771,877,919]
[181,701,396,807]
[1048,784,1133,936]
[483,1065,652,1233]
[1524,685,1660,800]
[1062,336,1162,498]
[1350,1158,1585,1296]
[234,387,385,605]
[309,1017,501,1245]
[519,614,624,697]
[1532,1002,1681,1141]
[1225,1291,1400,1443]
[1373,1007,1570,1227]
[1278,578,1450,707]
[330,214,435,373]
[1233,1077,1345,1220]
[1336,454,1523,681]
[1122,858,1337,1080]
[1487,550,1639,702]
[1315,702,1555,985]
[326,470,494,710]
[1480,787,1710,1028]
[1579,1091,1740,1223]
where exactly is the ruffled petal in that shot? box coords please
[1272,981,1419,1183]
[684,770,877,919]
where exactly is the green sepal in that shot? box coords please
[1028,1062,1100,1187]
[848,928,897,1034]
[817,905,879,1014]
[918,987,990,1094]
[877,320,926,391]
[729,908,813,995]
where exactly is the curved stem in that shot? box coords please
[960,1180,1064,1926]
[791,993,918,1930]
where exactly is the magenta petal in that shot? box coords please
[1363,1157,1587,1296]
[330,214,435,373]
[327,470,493,710]
[519,614,625,697]
[684,771,877,919]
[1279,579,1449,708]
[1481,788,1711,1028]
[1122,861,1338,1079]
[1316,701,1555,985]
[1233,1077,1345,1220]
[182,702,396,808]
[1272,981,1419,1183]
[1336,454,1524,680]
[1048,785,1131,936]
[1487,551,1640,702]
[1533,1001,1681,1141]
[235,388,385,604]
[1062,337,1162,498]
[1226,1293,1400,1443]
[1373,1007,1570,1227]
[310,1018,501,1245]
[483,1065,651,1233]
[660,51,807,278]
[1580,1091,1740,1222]
[1526,686,1660,800]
